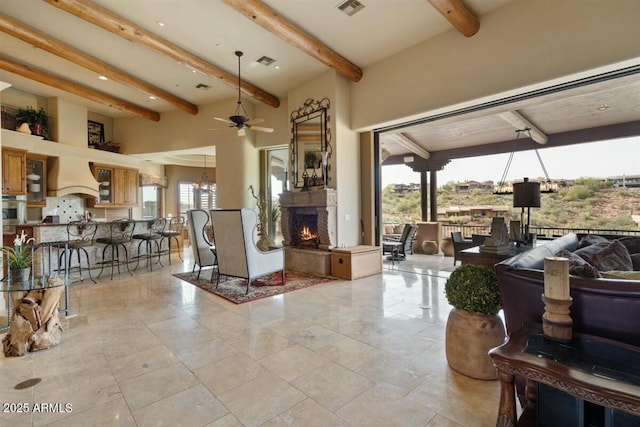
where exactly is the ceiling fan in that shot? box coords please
[210,51,274,136]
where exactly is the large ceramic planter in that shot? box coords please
[440,237,454,257]
[445,308,506,380]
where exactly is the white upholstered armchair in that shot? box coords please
[209,209,284,295]
[186,209,217,279]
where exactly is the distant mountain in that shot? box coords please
[382,178,640,230]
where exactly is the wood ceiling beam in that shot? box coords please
[0,13,198,115]
[387,133,431,159]
[427,0,479,37]
[499,111,548,144]
[43,0,280,108]
[223,0,363,82]
[0,55,160,121]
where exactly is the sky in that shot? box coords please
[381,136,640,188]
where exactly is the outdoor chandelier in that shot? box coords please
[193,155,214,193]
[493,128,558,195]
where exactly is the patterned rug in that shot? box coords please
[173,269,337,304]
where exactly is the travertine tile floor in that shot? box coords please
[0,251,500,426]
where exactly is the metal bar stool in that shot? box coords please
[59,220,98,284]
[132,218,166,271]
[96,219,136,280]
[159,216,185,264]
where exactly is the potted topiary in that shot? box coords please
[444,264,505,380]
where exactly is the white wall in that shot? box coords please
[351,0,640,130]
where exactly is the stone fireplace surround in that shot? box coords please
[279,189,337,276]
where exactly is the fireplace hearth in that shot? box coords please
[279,189,337,276]
[280,189,337,251]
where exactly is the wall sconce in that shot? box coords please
[403,155,414,163]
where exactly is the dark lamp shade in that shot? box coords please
[513,180,541,207]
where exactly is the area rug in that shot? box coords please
[173,270,337,304]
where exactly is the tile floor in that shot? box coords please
[0,250,501,426]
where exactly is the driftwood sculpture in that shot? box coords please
[2,278,65,357]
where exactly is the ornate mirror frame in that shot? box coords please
[290,98,331,190]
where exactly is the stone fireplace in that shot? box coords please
[279,189,337,275]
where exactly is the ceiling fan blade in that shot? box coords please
[208,127,231,131]
[250,125,274,133]
[238,127,246,137]
[245,117,264,126]
[213,117,233,124]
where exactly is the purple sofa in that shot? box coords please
[496,233,640,347]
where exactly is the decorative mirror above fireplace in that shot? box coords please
[290,98,331,190]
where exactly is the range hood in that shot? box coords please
[47,156,99,198]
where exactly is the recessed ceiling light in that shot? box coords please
[157,21,165,27]
[98,75,108,81]
[148,96,157,100]
[597,104,610,112]
[274,65,280,70]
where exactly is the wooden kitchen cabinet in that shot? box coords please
[88,163,137,207]
[2,147,26,195]
[26,153,47,207]
[114,167,138,206]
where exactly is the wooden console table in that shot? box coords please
[459,246,518,267]
[489,324,640,427]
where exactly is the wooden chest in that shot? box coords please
[331,245,382,280]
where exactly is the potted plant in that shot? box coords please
[15,106,50,139]
[444,264,505,380]
[1,230,35,281]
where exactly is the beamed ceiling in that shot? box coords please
[0,0,638,167]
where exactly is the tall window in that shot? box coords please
[178,182,216,218]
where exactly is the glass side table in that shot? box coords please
[1,275,69,332]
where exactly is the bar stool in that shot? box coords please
[132,218,166,271]
[96,218,136,280]
[59,220,98,284]
[159,216,185,264]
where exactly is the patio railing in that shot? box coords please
[384,223,640,242]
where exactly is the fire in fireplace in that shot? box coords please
[292,213,319,248]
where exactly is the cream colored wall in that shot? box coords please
[254,100,289,149]
[88,111,114,144]
[114,99,238,154]
[114,97,260,209]
[48,97,87,147]
[334,73,360,247]
[287,71,361,246]
[351,0,640,130]
[1,87,47,113]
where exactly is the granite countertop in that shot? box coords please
[24,219,155,227]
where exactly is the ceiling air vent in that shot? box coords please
[337,0,365,17]
[257,56,276,66]
[195,83,211,90]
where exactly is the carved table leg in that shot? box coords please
[496,371,517,427]
[525,378,538,411]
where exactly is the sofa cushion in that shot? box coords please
[574,240,633,272]
[555,249,602,278]
[617,236,640,255]
[600,270,640,280]
[577,234,610,249]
